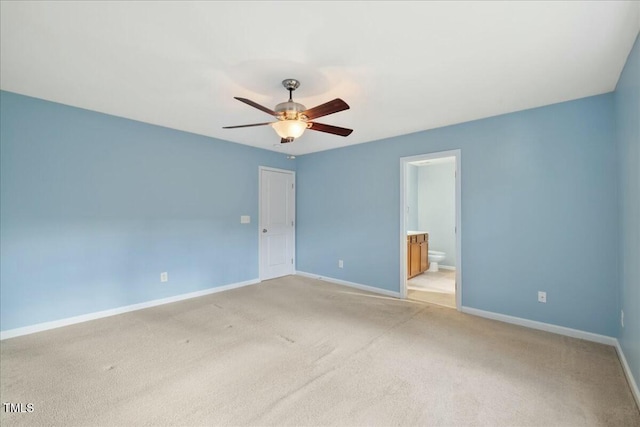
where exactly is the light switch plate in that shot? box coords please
[240,215,250,224]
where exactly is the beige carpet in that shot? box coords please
[408,288,456,308]
[1,275,638,426]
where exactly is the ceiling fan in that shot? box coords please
[223,79,353,143]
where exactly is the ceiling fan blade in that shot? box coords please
[308,122,353,137]
[222,122,272,129]
[234,97,276,116]
[302,98,350,120]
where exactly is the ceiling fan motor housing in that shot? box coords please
[275,101,308,121]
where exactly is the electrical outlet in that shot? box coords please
[160,272,168,282]
[538,291,547,303]
[621,310,624,328]
[338,259,344,268]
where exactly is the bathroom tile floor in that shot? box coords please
[407,269,456,308]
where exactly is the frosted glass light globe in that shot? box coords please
[272,120,307,139]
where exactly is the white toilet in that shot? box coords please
[428,251,446,272]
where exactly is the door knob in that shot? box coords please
[262,229,267,233]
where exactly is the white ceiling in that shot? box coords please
[1,2,638,155]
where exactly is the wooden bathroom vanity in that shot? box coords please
[407,232,429,279]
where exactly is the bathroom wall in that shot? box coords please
[406,164,419,231]
[417,160,456,268]
[0,90,295,331]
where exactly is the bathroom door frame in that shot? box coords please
[399,149,462,310]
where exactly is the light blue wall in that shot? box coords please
[406,164,419,231]
[0,91,295,331]
[0,73,629,345]
[615,34,640,390]
[417,161,456,267]
[297,93,618,336]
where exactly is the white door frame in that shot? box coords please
[259,166,296,281]
[399,150,462,310]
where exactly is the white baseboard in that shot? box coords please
[615,340,640,409]
[296,271,401,298]
[438,265,456,271]
[0,278,261,340]
[460,306,617,346]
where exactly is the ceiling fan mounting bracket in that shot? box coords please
[282,79,301,91]
[282,79,300,102]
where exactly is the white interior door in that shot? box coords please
[260,167,295,280]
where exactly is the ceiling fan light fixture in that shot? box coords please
[272,119,307,139]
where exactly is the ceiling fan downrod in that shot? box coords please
[282,79,300,102]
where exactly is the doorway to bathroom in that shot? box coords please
[400,150,461,310]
